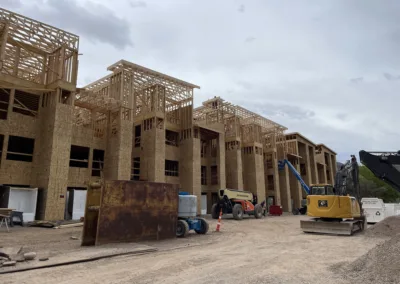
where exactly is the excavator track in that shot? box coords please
[300,218,365,236]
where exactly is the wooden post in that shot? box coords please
[58,46,65,80]
[120,70,124,101]
[1,134,9,168]
[0,23,9,63]
[13,46,20,76]
[41,55,47,84]
[7,89,15,115]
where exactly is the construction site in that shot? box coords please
[0,7,337,220]
[1,7,400,284]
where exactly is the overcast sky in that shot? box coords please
[2,0,400,162]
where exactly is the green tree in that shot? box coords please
[359,165,400,202]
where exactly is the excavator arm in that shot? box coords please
[359,150,400,192]
[278,159,310,195]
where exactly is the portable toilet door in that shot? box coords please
[72,189,87,220]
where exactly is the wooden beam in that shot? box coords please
[0,72,45,89]
[7,37,49,57]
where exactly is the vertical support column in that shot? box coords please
[308,145,318,184]
[288,158,302,209]
[180,137,201,214]
[317,164,327,184]
[217,133,226,189]
[57,46,65,80]
[298,142,311,200]
[304,146,312,186]
[71,52,78,85]
[279,165,291,212]
[331,154,337,180]
[104,111,133,181]
[88,147,93,181]
[272,151,281,205]
[7,89,15,115]
[0,23,9,64]
[1,134,8,167]
[242,144,266,204]
[225,141,244,190]
[328,154,335,183]
[13,47,20,76]
[31,93,73,220]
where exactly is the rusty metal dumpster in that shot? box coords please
[82,180,179,246]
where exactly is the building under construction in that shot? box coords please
[0,8,336,220]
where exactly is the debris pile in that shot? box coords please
[345,234,400,283]
[0,246,42,269]
[364,215,400,238]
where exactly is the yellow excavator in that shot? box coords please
[298,155,367,235]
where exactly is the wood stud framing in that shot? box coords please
[0,7,340,218]
[74,59,199,136]
[0,8,79,90]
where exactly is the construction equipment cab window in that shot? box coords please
[310,185,334,195]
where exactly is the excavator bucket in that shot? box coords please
[300,218,363,236]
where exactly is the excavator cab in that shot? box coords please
[309,184,335,195]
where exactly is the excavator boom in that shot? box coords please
[359,150,400,192]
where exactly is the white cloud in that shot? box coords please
[2,0,399,162]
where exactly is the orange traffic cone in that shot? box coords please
[216,209,223,232]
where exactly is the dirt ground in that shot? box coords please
[0,214,384,284]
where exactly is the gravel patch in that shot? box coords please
[344,234,400,284]
[364,216,400,238]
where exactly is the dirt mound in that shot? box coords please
[345,234,400,283]
[364,215,400,238]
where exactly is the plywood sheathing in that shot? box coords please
[32,102,73,220]
[316,143,337,185]
[0,8,81,220]
[279,165,291,212]
[0,8,341,217]
[194,97,286,205]
[179,137,201,214]
[103,113,133,181]
[225,140,244,190]
[140,118,165,182]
